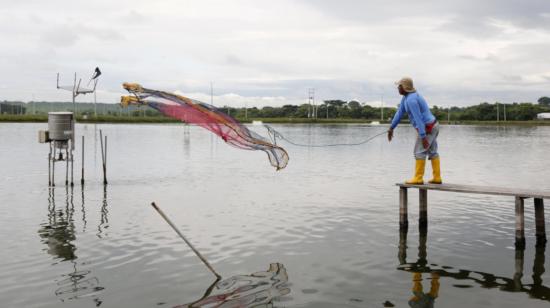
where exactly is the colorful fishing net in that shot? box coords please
[121,83,289,170]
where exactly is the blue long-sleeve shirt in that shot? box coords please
[390,92,435,138]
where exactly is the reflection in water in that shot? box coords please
[81,187,87,232]
[183,124,191,159]
[409,272,439,308]
[38,187,106,306]
[175,263,290,308]
[39,187,76,260]
[97,185,109,238]
[398,228,549,303]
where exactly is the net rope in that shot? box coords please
[264,124,387,147]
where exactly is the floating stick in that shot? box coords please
[151,202,221,279]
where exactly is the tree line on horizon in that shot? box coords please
[1,97,550,121]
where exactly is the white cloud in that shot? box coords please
[0,0,549,106]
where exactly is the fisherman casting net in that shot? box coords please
[121,83,289,170]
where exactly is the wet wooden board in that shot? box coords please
[396,183,550,199]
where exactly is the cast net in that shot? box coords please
[121,83,289,170]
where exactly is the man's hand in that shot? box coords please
[422,137,429,149]
[387,129,394,142]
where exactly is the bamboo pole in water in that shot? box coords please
[65,147,69,186]
[151,202,221,279]
[70,139,74,187]
[99,130,107,185]
[81,136,85,185]
[48,142,52,186]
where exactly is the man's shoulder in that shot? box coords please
[405,92,420,103]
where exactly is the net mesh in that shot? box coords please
[121,83,289,170]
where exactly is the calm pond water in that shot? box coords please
[1,122,549,308]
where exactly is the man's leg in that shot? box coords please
[407,136,427,184]
[427,124,442,184]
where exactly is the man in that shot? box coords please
[387,77,442,184]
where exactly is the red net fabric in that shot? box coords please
[122,83,289,170]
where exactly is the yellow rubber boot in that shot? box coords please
[410,272,423,301]
[427,273,440,298]
[428,157,442,184]
[406,159,426,184]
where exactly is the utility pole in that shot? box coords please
[308,88,315,118]
[497,103,500,122]
[504,104,507,121]
[94,88,97,117]
[210,82,214,107]
[326,101,328,119]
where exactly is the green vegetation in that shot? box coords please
[1,97,549,124]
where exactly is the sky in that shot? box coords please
[1,0,549,108]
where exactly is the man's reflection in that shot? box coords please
[398,227,550,303]
[409,272,440,308]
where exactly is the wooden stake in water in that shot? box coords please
[99,130,107,185]
[151,202,221,279]
[81,135,85,185]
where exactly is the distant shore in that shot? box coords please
[1,114,550,126]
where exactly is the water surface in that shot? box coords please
[0,123,549,307]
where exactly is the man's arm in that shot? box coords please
[390,100,405,130]
[388,100,405,141]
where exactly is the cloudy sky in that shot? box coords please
[1,0,549,107]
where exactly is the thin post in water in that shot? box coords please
[99,130,107,185]
[70,139,74,186]
[104,135,108,184]
[48,142,52,186]
[151,202,221,279]
[81,135,85,185]
[52,146,55,186]
[65,147,69,186]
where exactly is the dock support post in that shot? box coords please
[399,187,408,230]
[534,198,546,246]
[419,189,428,229]
[398,229,407,264]
[515,196,526,249]
[513,246,524,291]
[533,245,545,286]
[418,227,428,267]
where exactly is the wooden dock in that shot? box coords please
[397,183,550,248]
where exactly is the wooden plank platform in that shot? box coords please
[396,183,550,199]
[396,182,548,249]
